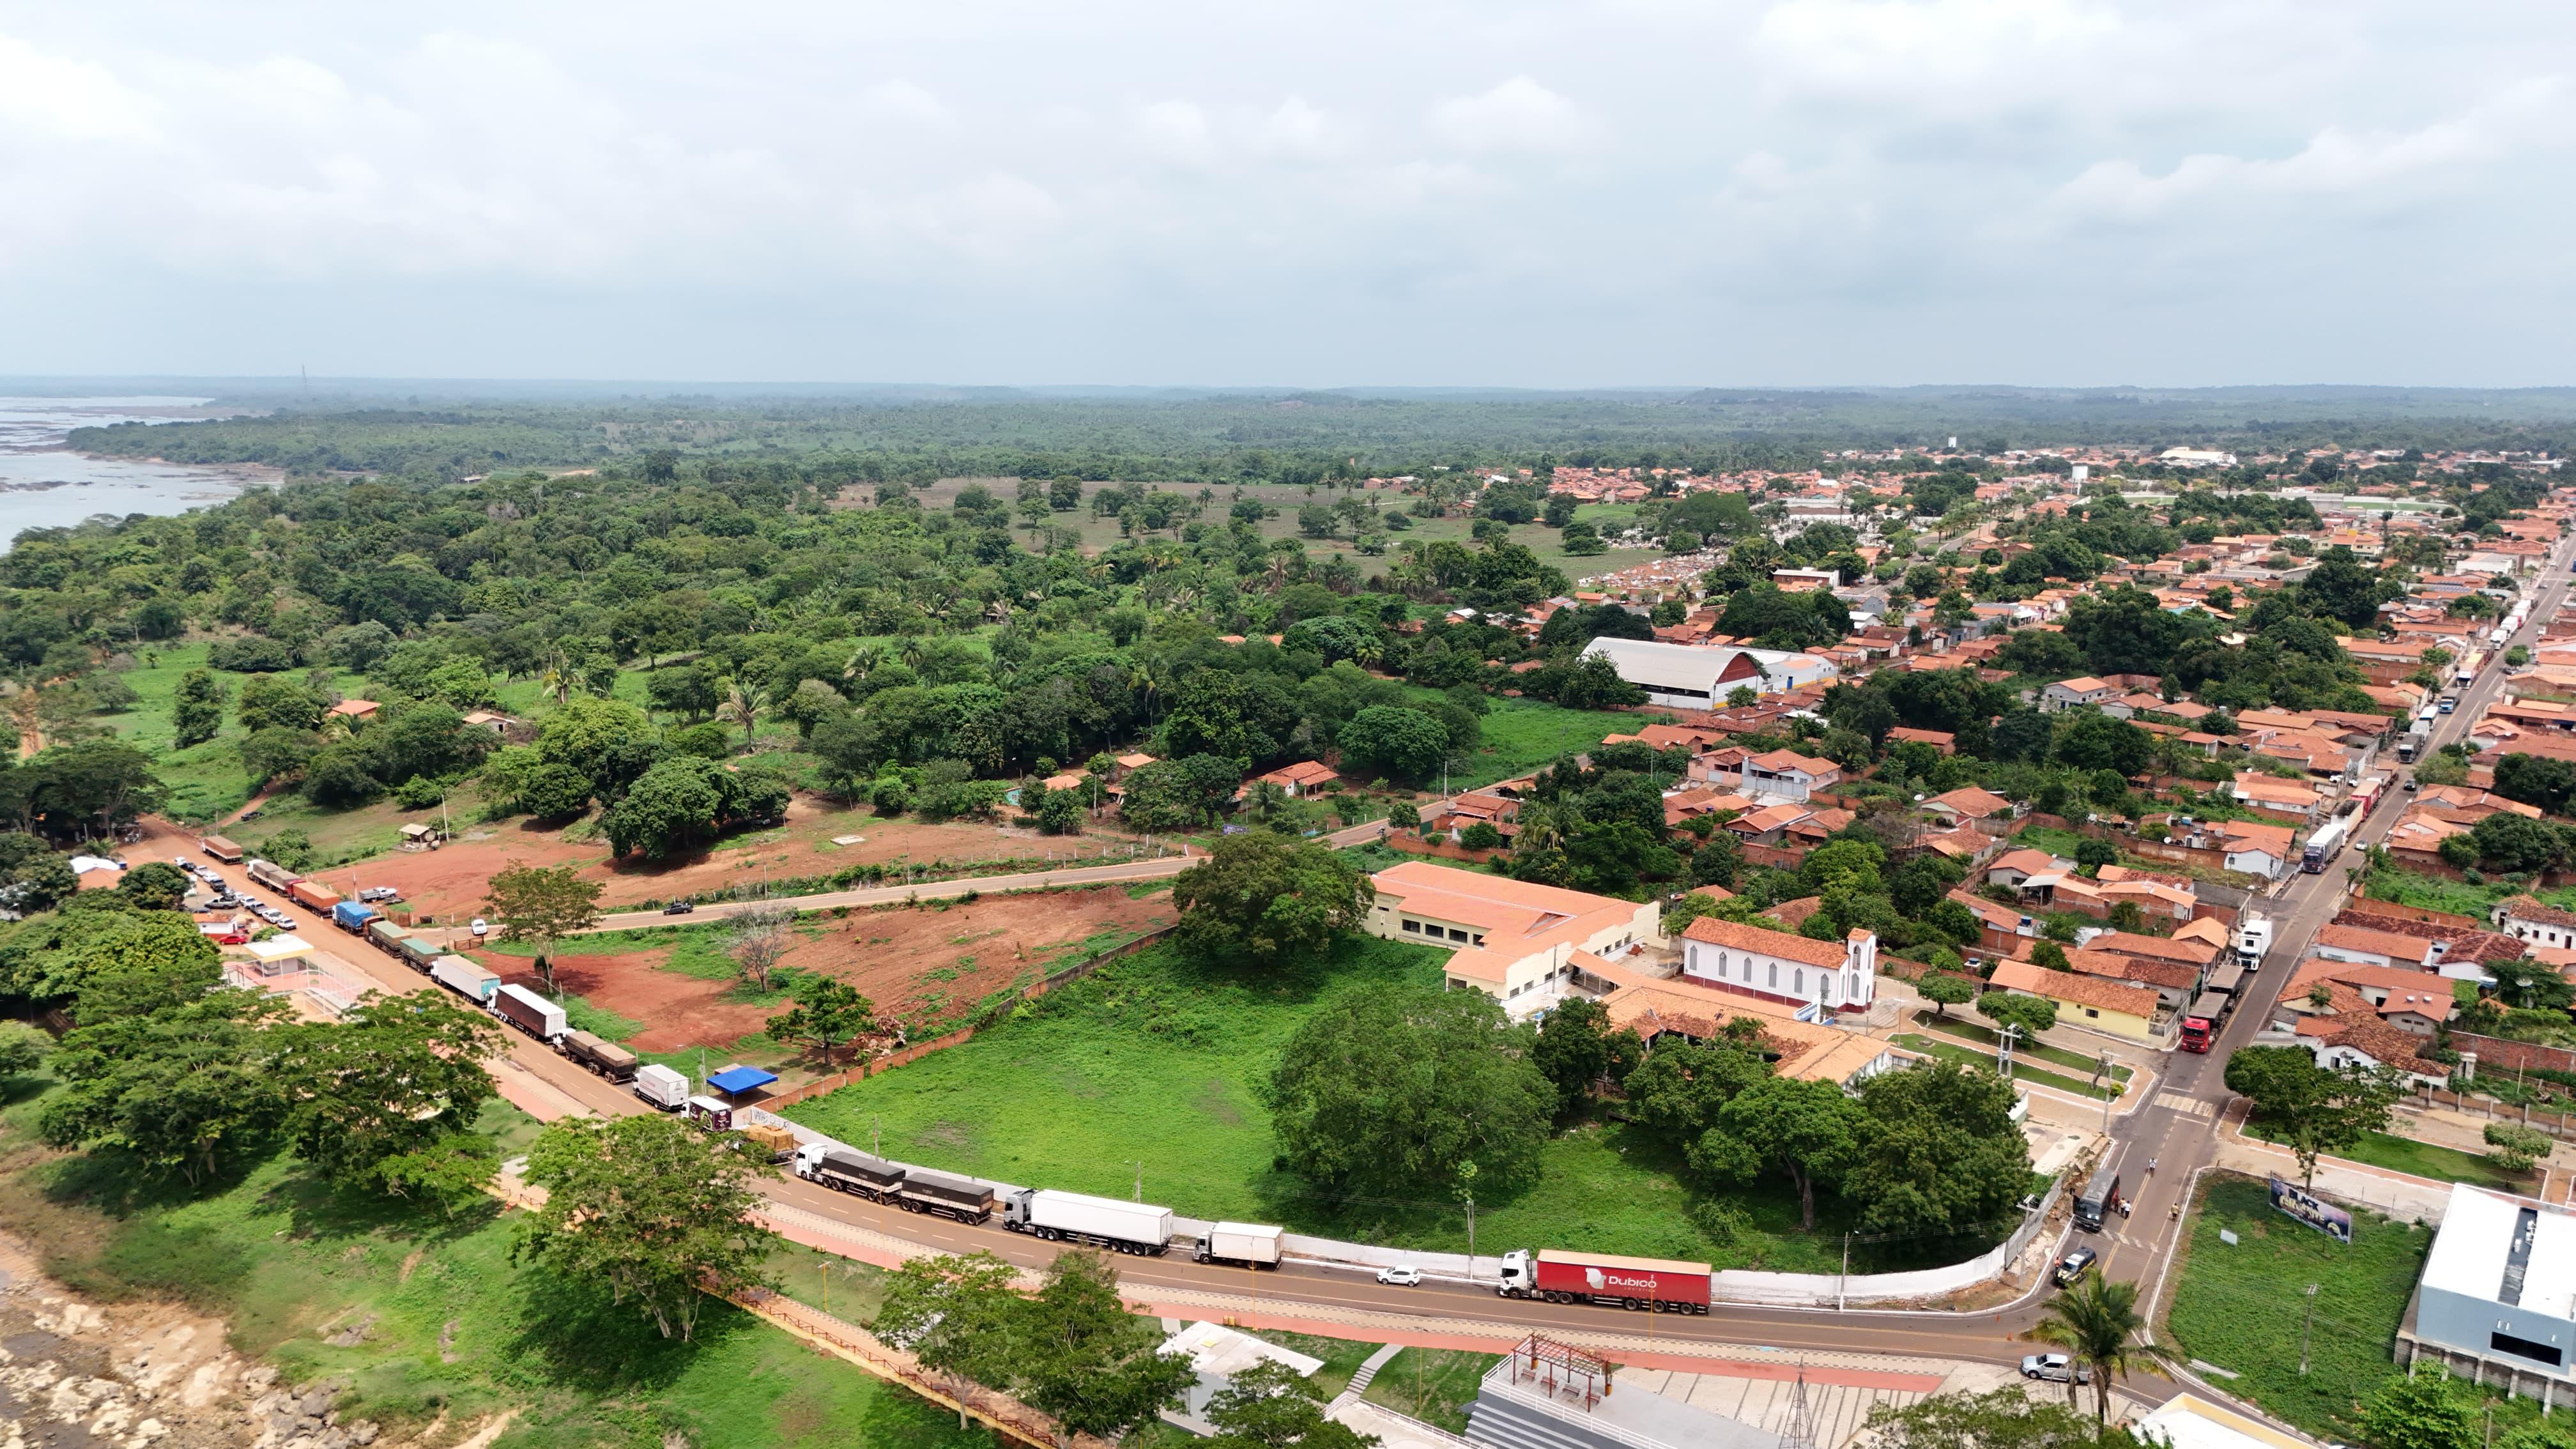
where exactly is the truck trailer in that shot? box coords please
[632,1063,689,1110]
[288,880,342,913]
[561,1030,639,1080]
[365,918,413,954]
[2300,816,2350,874]
[795,1143,907,1201]
[247,859,301,893]
[199,834,245,864]
[1496,1248,1712,1314]
[331,901,379,933]
[902,1170,997,1223]
[1194,1222,1284,1269]
[492,983,569,1044]
[684,1095,734,1131]
[2236,915,2272,970]
[395,935,443,971]
[1003,1187,1170,1252]
[429,956,500,1003]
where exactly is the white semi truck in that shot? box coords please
[1194,1222,1284,1268]
[1002,1187,1174,1255]
[2236,914,2273,972]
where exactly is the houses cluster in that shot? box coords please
[2257,901,2539,1085]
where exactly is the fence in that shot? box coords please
[2447,1034,2576,1083]
[754,924,1177,1110]
[726,1285,1111,1449]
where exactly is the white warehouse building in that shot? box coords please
[1580,638,1838,707]
[2400,1184,2576,1401]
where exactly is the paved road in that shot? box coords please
[575,820,1392,933]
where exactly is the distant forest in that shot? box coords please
[66,384,2576,484]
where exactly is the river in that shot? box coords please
[0,396,270,551]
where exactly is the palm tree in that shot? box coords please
[717,678,764,746]
[2033,1271,2166,1427]
[844,643,886,683]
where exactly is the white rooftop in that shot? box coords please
[241,934,314,963]
[2131,1395,2309,1449]
[2423,1184,2576,1319]
[1158,1321,1322,1380]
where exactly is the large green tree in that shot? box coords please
[517,1113,778,1341]
[1263,985,1551,1198]
[1171,831,1374,964]
[1689,1075,1865,1230]
[40,992,291,1184]
[1528,997,1643,1118]
[2223,1045,2405,1186]
[482,862,605,991]
[274,992,503,1197]
[601,755,725,858]
[1017,1250,1199,1442]
[1847,1060,2032,1235]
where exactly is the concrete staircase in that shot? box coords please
[1344,1342,1406,1398]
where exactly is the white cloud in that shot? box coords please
[1430,77,1595,154]
[2046,80,2573,229]
[0,31,159,142]
[0,3,2570,383]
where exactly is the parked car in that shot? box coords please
[2051,1247,2097,1287]
[1375,1266,1423,1287]
[470,917,489,937]
[2021,1354,2091,1384]
[663,900,696,915]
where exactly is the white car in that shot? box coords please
[1375,1266,1423,1287]
[470,918,489,937]
[2020,1354,2091,1384]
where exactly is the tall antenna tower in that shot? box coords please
[1778,1361,1816,1449]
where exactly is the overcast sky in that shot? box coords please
[2,1,2570,388]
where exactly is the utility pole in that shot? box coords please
[1135,1160,1144,1202]
[2298,1283,2320,1374]
[2101,1052,2117,1131]
[1839,1232,1850,1312]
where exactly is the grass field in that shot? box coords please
[1458,697,1669,790]
[1909,1015,2135,1081]
[1892,1034,2117,1101]
[785,937,1984,1273]
[0,1084,990,1449]
[2164,1175,2448,1443]
[2242,1123,2529,1190]
[1361,1349,1501,1434]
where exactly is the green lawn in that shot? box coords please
[1362,1349,1501,1435]
[2164,1176,2435,1443]
[1892,1034,2117,1101]
[0,1087,990,1449]
[1910,1015,2135,1080]
[2242,1122,2529,1190]
[785,938,1981,1273]
[1460,698,1671,790]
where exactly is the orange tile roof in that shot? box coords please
[1680,915,1848,969]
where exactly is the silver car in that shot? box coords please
[2021,1354,2092,1384]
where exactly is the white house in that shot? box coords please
[1679,917,1878,1016]
[2041,677,2120,713]
[1739,749,1842,804]
[1581,638,1837,708]
[2495,896,2576,951]
[2221,822,2296,880]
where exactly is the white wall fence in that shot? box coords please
[745,1107,2067,1310]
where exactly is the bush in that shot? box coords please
[208,636,296,672]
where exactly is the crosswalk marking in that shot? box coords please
[2154,1092,2216,1118]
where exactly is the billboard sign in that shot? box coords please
[2269,1176,2354,1245]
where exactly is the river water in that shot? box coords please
[0,396,268,551]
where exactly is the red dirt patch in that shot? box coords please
[473,946,776,1054]
[771,885,1177,1030]
[342,794,1138,922]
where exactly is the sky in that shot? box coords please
[1,1,2571,388]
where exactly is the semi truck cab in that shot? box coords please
[1498,1249,1537,1296]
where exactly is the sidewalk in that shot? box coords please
[2212,1102,2456,1224]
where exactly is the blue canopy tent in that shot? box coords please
[707,1064,778,1097]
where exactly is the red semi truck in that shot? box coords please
[1497,1248,1712,1314]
